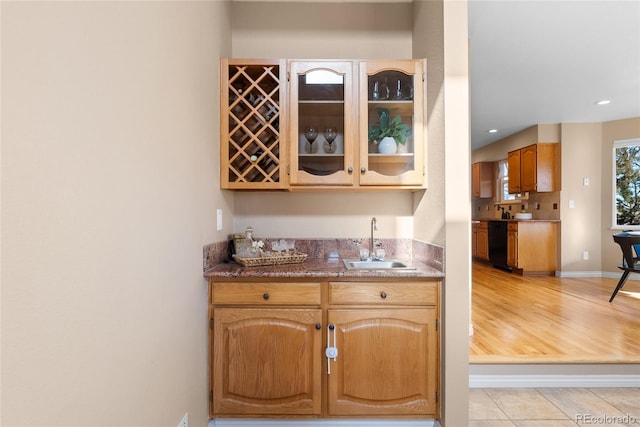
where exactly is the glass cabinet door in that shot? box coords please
[358,60,425,186]
[289,61,355,186]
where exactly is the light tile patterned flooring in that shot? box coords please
[469,388,640,426]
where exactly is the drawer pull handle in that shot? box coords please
[380,291,388,299]
[315,323,321,330]
[263,293,269,300]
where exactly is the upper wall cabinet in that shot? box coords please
[220,58,426,191]
[289,61,356,186]
[359,60,426,187]
[472,161,494,199]
[507,143,558,194]
[220,59,287,190]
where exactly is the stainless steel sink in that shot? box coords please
[342,259,416,270]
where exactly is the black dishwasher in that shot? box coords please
[488,221,510,271]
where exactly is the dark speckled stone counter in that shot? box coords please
[203,238,444,279]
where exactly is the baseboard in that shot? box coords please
[470,374,640,388]
[556,270,640,280]
[209,420,436,427]
[469,363,640,388]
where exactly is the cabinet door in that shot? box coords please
[507,149,521,194]
[220,59,287,189]
[520,144,537,192]
[359,60,425,187]
[289,61,356,186]
[212,308,322,415]
[472,162,494,199]
[327,308,438,416]
[476,222,489,261]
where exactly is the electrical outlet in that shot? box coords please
[177,413,188,427]
[216,209,222,231]
[583,251,589,261]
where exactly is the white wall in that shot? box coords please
[1,2,231,426]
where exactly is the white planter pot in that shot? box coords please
[377,136,397,154]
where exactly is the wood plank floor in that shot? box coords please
[470,261,640,364]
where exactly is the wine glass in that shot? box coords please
[324,127,337,153]
[303,126,318,153]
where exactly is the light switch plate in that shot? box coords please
[216,209,222,231]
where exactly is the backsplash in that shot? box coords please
[203,238,444,272]
[472,191,561,220]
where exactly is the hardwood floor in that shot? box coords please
[470,261,640,363]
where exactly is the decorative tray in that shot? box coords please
[232,252,308,267]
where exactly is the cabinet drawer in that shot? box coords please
[328,281,438,306]
[212,282,321,305]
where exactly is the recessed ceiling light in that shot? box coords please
[596,100,611,105]
[488,129,498,133]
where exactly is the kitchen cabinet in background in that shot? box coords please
[475,221,489,261]
[508,143,559,194]
[507,221,558,274]
[472,162,494,199]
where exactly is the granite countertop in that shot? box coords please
[204,257,444,279]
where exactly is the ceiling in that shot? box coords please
[469,0,640,150]
[236,1,639,150]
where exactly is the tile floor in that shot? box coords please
[469,388,640,426]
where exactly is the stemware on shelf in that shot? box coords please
[304,126,318,153]
[324,127,338,153]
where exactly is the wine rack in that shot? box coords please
[220,59,287,189]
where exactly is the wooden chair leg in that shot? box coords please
[610,270,630,302]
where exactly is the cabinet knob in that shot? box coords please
[361,167,366,174]
[347,167,353,173]
[328,323,335,330]
[262,293,269,300]
[315,323,321,330]
[380,291,388,299]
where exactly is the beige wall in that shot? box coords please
[560,122,603,272]
[413,1,471,425]
[601,117,640,273]
[230,2,417,240]
[1,2,231,426]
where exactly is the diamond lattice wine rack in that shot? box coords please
[220,59,287,189]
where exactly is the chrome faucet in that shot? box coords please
[370,217,377,260]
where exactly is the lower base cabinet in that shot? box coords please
[211,308,322,415]
[327,308,438,416]
[208,279,440,419]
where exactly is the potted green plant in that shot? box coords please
[367,108,411,154]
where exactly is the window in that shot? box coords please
[613,138,640,229]
[496,159,528,204]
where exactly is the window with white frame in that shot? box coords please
[613,138,640,229]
